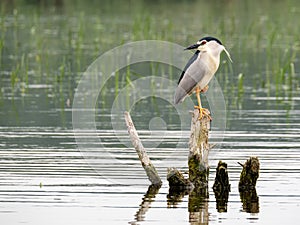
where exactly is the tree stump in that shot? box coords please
[167,109,211,190]
[167,167,192,190]
[238,157,260,213]
[213,161,230,191]
[213,161,230,212]
[238,156,260,191]
[188,109,211,190]
[187,109,210,224]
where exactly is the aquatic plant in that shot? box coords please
[0,0,299,117]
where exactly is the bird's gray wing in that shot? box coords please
[174,52,208,104]
[177,50,200,84]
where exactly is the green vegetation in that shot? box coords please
[0,0,299,117]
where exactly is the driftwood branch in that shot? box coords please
[124,111,162,186]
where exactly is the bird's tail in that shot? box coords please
[174,86,187,104]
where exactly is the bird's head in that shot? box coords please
[185,36,232,62]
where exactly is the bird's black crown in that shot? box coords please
[199,36,222,45]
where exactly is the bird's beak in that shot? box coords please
[223,47,233,63]
[184,43,200,50]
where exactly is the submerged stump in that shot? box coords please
[238,157,260,213]
[167,168,191,206]
[238,156,260,191]
[167,168,192,189]
[213,161,230,212]
[213,161,230,191]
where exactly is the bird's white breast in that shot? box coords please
[195,51,219,89]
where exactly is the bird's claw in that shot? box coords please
[194,106,212,120]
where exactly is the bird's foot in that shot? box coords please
[194,106,211,120]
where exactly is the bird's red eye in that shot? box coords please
[201,40,207,45]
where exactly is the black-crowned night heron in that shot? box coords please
[174,36,232,118]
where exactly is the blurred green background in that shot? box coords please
[0,0,299,127]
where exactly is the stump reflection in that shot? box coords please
[188,187,209,225]
[129,184,161,224]
[239,188,259,213]
[213,188,230,213]
[167,187,189,208]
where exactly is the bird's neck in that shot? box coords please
[206,49,221,72]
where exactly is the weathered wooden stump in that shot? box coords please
[167,168,192,207]
[167,167,192,189]
[213,161,230,191]
[238,156,260,191]
[165,109,211,224]
[188,109,211,190]
[238,157,260,213]
[167,109,211,191]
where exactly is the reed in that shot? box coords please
[0,0,299,115]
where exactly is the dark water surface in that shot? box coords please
[1,1,300,224]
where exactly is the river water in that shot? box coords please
[1,1,300,224]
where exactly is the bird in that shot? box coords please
[174,36,232,119]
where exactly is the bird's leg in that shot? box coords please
[194,87,211,120]
[194,87,203,118]
[195,86,202,109]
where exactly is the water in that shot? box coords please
[1,1,300,224]
[1,117,300,225]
